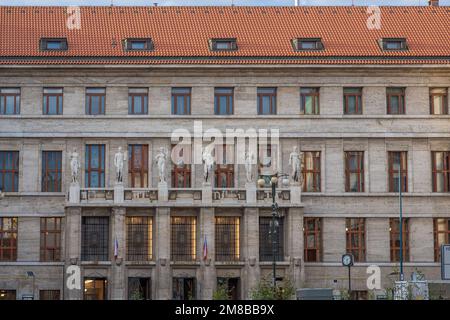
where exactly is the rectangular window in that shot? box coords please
[389,218,409,262]
[0,290,16,300]
[0,151,19,192]
[345,151,364,192]
[41,151,62,192]
[388,151,408,192]
[43,88,63,115]
[39,290,60,300]
[40,217,62,262]
[294,38,324,51]
[386,87,405,115]
[172,165,191,188]
[214,88,234,115]
[40,38,68,51]
[300,88,320,115]
[430,88,448,115]
[84,278,107,300]
[81,217,109,261]
[214,144,234,188]
[128,88,148,115]
[128,277,151,300]
[126,216,152,261]
[259,217,284,262]
[381,38,407,50]
[346,218,366,262]
[210,38,237,51]
[215,216,240,261]
[171,216,196,261]
[434,218,450,262]
[86,88,106,115]
[0,88,20,115]
[124,38,154,51]
[343,88,362,115]
[302,151,321,192]
[172,278,196,300]
[128,145,148,188]
[0,217,17,261]
[432,152,450,192]
[85,145,105,188]
[257,88,276,115]
[171,88,191,115]
[303,217,322,262]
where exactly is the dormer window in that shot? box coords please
[40,38,68,51]
[124,38,154,51]
[293,38,324,51]
[209,38,237,51]
[380,38,408,51]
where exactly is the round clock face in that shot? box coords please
[342,254,352,266]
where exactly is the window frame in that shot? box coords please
[214,87,234,115]
[434,218,450,262]
[343,87,363,115]
[430,88,448,115]
[171,88,191,115]
[0,217,18,261]
[39,290,60,300]
[432,151,450,193]
[389,218,409,262]
[126,216,152,261]
[259,216,284,262]
[303,217,322,262]
[170,216,197,261]
[40,38,68,51]
[0,151,19,192]
[41,151,62,192]
[386,87,405,115]
[345,218,366,263]
[209,38,238,51]
[293,38,324,51]
[0,88,20,115]
[215,216,240,262]
[85,144,105,188]
[128,144,149,188]
[124,38,154,51]
[302,151,321,192]
[388,151,408,192]
[40,217,62,262]
[128,88,148,115]
[81,217,109,262]
[300,87,320,115]
[43,87,63,115]
[345,151,365,192]
[380,38,408,51]
[257,88,277,115]
[86,88,106,115]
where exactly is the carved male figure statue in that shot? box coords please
[70,148,80,184]
[114,147,127,183]
[202,145,215,183]
[155,147,167,183]
[289,146,302,183]
[244,151,255,183]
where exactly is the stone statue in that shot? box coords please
[202,145,215,183]
[289,146,302,183]
[114,147,127,184]
[155,147,167,183]
[70,148,80,184]
[244,151,255,183]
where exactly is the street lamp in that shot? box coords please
[398,167,404,282]
[257,173,289,292]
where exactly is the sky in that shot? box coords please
[1,0,449,6]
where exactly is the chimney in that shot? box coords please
[428,0,439,6]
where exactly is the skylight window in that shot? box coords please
[380,38,408,51]
[124,38,154,51]
[209,38,238,51]
[292,38,324,51]
[40,38,68,51]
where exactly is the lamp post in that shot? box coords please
[258,173,289,292]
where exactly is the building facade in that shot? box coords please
[0,5,449,300]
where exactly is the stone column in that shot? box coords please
[199,207,215,299]
[64,206,82,300]
[287,207,303,288]
[245,182,256,204]
[111,207,126,299]
[155,207,171,299]
[202,182,212,205]
[243,207,259,299]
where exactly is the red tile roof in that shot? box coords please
[0,6,449,65]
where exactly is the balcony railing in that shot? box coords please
[212,188,246,202]
[168,188,202,202]
[80,188,114,203]
[124,188,158,202]
[256,188,291,203]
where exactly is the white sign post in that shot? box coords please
[441,244,450,280]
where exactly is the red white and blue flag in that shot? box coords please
[202,235,208,261]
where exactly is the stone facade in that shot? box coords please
[0,65,449,300]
